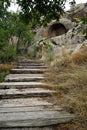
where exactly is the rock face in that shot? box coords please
[34,2,87,42]
[34,18,75,41]
[67,3,87,20]
[50,22,86,56]
[29,2,87,58]
[51,22,86,46]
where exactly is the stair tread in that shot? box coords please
[0,60,74,128]
[0,88,54,98]
[0,108,74,127]
[0,88,54,95]
[0,98,52,107]
[0,82,46,86]
[5,74,44,82]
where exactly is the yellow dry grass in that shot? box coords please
[0,64,14,71]
[0,64,14,82]
[45,47,87,130]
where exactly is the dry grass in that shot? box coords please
[0,64,14,71]
[0,64,14,82]
[45,48,87,130]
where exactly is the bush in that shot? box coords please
[0,71,8,82]
[0,44,17,63]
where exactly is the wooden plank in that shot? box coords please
[10,69,48,74]
[0,106,62,113]
[16,65,48,69]
[0,98,52,107]
[0,111,74,127]
[0,88,54,99]
[0,82,48,89]
[5,74,44,82]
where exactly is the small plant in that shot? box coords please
[0,44,17,63]
[0,64,14,82]
[0,71,8,82]
[81,17,87,39]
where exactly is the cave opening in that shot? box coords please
[48,23,67,38]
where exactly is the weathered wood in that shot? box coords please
[0,110,74,127]
[0,98,52,107]
[0,59,74,128]
[0,88,54,99]
[16,62,45,66]
[16,65,48,69]
[10,68,48,74]
[0,106,62,113]
[5,74,44,82]
[0,82,48,89]
[0,127,55,130]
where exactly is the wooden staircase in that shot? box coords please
[0,59,74,129]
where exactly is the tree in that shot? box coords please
[17,0,67,25]
[3,0,67,25]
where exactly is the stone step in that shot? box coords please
[5,74,44,82]
[0,82,48,89]
[0,88,54,99]
[10,68,48,74]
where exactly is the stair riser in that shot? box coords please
[10,70,47,74]
[0,85,46,89]
[16,63,45,66]
[0,93,52,99]
[16,66,47,69]
[5,78,44,82]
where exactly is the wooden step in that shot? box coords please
[0,105,62,113]
[16,62,45,66]
[0,88,54,99]
[0,110,74,128]
[0,98,74,128]
[15,65,48,69]
[0,98,52,107]
[5,74,44,82]
[10,68,48,74]
[0,82,48,89]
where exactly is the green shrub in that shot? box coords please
[0,44,17,63]
[0,71,8,82]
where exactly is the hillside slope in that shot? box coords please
[45,44,87,130]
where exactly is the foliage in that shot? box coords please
[44,39,55,62]
[0,10,34,62]
[3,0,67,26]
[0,45,17,63]
[17,0,66,25]
[81,17,87,38]
[45,39,53,51]
[0,71,8,82]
